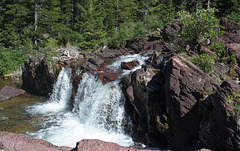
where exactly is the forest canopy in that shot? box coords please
[0,0,239,75]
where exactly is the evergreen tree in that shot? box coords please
[75,0,106,51]
[3,0,34,49]
[102,0,116,36]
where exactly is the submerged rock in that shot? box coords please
[0,85,26,102]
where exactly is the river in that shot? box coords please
[0,54,148,148]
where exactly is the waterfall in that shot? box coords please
[25,54,149,147]
[73,73,126,133]
[26,68,134,147]
[26,67,72,115]
[107,54,148,75]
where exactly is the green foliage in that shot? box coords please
[226,92,240,117]
[107,24,134,48]
[0,0,239,74]
[75,0,106,52]
[227,11,240,23]
[209,41,225,58]
[191,54,215,73]
[133,21,147,38]
[0,47,26,75]
[107,21,148,48]
[178,8,221,45]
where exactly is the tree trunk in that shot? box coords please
[207,0,210,9]
[34,0,38,45]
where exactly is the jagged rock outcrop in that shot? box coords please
[220,17,240,44]
[0,85,26,102]
[123,54,240,150]
[22,56,58,96]
[198,81,240,151]
[164,55,218,150]
[122,64,169,148]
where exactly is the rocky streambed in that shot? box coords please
[0,17,240,151]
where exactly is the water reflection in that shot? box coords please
[0,78,45,133]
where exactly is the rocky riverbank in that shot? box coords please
[6,17,239,151]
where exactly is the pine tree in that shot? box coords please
[4,0,34,48]
[75,0,106,51]
[102,0,116,36]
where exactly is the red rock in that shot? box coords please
[199,81,240,151]
[226,43,240,54]
[96,72,119,84]
[96,48,124,58]
[0,85,26,102]
[164,55,218,149]
[121,60,139,70]
[198,45,217,57]
[220,18,240,44]
[0,132,72,151]
[22,56,57,97]
[73,139,151,151]
[89,57,104,67]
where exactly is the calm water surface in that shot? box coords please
[0,78,45,133]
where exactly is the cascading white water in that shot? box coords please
[107,54,149,75]
[26,67,72,115]
[26,54,149,147]
[73,73,126,133]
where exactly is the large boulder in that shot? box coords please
[22,56,58,97]
[121,60,139,70]
[0,132,72,151]
[0,132,154,151]
[73,139,151,151]
[122,67,169,148]
[159,22,184,46]
[164,55,218,150]
[123,54,222,150]
[0,85,26,102]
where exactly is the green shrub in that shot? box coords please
[191,54,215,73]
[0,47,26,75]
[209,41,225,58]
[227,11,240,24]
[226,92,240,117]
[178,8,221,45]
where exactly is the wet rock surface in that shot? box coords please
[121,60,139,70]
[0,85,26,102]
